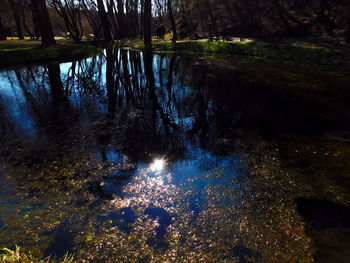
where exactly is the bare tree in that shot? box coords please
[9,0,24,39]
[49,0,84,41]
[81,0,102,40]
[31,0,56,46]
[0,11,6,40]
[96,0,112,41]
[167,0,177,42]
[144,0,152,51]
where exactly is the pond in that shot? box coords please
[0,49,350,263]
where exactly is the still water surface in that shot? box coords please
[0,49,350,263]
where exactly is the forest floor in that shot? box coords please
[0,40,101,68]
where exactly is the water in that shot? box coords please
[0,49,350,262]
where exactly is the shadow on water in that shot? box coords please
[297,198,350,230]
[144,207,172,249]
[297,198,350,263]
[43,221,76,258]
[98,207,137,234]
[0,48,350,262]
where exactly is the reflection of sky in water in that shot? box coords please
[0,51,195,139]
[96,148,122,163]
[0,72,38,139]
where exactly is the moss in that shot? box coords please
[0,42,102,67]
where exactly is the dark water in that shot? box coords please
[0,49,350,263]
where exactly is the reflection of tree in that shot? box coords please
[62,55,105,96]
[106,48,118,117]
[144,48,177,133]
[0,96,14,138]
[47,64,65,103]
[1,49,219,162]
[103,49,217,160]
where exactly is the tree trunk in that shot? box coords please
[110,0,119,39]
[20,6,34,39]
[29,2,40,40]
[134,0,139,38]
[167,0,177,42]
[31,0,56,46]
[272,0,293,34]
[0,12,6,40]
[345,17,350,43]
[116,0,125,39]
[96,0,112,41]
[144,0,152,52]
[316,0,334,36]
[9,0,24,39]
[140,0,144,39]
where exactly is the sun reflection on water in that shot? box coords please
[150,158,166,173]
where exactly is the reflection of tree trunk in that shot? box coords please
[46,64,70,140]
[0,95,15,136]
[31,0,56,46]
[15,70,37,112]
[130,51,142,102]
[121,50,132,104]
[47,64,66,110]
[106,49,117,117]
[166,56,175,112]
[143,49,157,130]
[143,49,176,133]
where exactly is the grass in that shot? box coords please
[0,41,102,67]
[117,39,350,71]
[1,37,348,70]
[0,43,39,51]
[0,246,74,263]
[5,37,67,41]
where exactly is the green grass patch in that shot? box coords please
[0,43,39,51]
[6,37,32,40]
[119,40,348,71]
[0,245,74,263]
[0,42,102,67]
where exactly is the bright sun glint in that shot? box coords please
[150,158,165,172]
